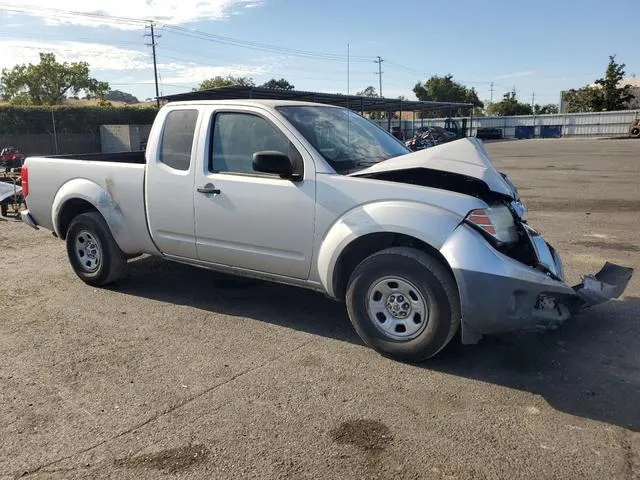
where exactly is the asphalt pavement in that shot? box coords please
[1,138,638,479]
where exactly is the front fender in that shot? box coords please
[52,178,127,248]
[316,200,463,298]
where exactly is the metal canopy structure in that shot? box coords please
[161,86,474,135]
[160,86,472,114]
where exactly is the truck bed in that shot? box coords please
[42,151,146,164]
[24,155,157,255]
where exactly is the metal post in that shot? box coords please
[360,97,364,115]
[469,106,473,137]
[531,92,536,138]
[387,105,392,132]
[399,99,403,139]
[421,107,424,127]
[412,110,416,137]
[347,43,350,96]
[51,108,59,154]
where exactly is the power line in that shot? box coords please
[0,30,143,47]
[161,25,374,63]
[0,3,148,27]
[1,3,374,63]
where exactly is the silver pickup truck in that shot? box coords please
[20,100,632,361]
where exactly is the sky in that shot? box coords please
[0,0,638,105]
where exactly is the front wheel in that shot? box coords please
[66,211,127,286]
[345,247,460,362]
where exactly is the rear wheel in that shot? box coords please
[345,247,460,362]
[631,126,640,138]
[66,212,126,286]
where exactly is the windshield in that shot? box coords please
[277,106,410,174]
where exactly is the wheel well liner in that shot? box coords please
[332,232,456,301]
[57,198,98,239]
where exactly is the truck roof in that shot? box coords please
[164,99,342,109]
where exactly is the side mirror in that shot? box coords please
[252,151,299,180]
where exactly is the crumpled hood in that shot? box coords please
[350,137,515,198]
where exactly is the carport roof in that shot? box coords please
[160,86,473,113]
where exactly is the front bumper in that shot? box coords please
[440,224,633,344]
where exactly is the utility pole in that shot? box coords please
[531,92,536,138]
[531,92,536,111]
[489,82,494,104]
[145,22,160,108]
[374,56,384,97]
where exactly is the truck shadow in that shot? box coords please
[119,256,640,432]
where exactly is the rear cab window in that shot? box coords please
[159,109,199,171]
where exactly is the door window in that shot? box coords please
[211,112,291,174]
[159,109,199,171]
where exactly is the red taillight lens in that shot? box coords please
[21,166,29,197]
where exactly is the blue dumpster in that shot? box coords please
[540,125,562,138]
[515,126,534,139]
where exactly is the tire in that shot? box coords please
[1,203,7,217]
[345,247,460,362]
[66,211,127,286]
[631,127,640,138]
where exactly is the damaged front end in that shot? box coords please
[440,220,633,344]
[352,138,633,343]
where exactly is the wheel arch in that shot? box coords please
[331,232,457,301]
[316,201,462,300]
[52,178,124,244]
[56,198,99,239]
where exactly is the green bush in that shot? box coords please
[0,105,158,134]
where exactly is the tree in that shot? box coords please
[106,89,139,104]
[486,90,533,116]
[0,53,108,105]
[194,75,255,91]
[563,55,633,112]
[413,75,483,109]
[356,86,383,119]
[595,55,633,111]
[563,86,601,113]
[356,86,378,97]
[260,78,295,90]
[534,103,559,115]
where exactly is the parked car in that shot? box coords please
[1,146,25,171]
[20,100,632,361]
[476,127,503,140]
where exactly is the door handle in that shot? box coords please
[197,184,221,195]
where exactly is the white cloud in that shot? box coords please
[2,0,263,30]
[0,40,151,70]
[0,39,270,88]
[160,63,269,84]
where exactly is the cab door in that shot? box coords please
[145,107,200,258]
[193,106,316,279]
